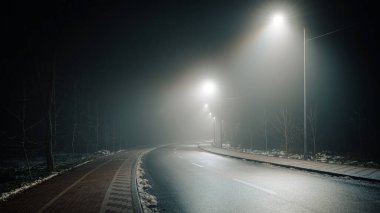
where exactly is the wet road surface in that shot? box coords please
[144,144,380,213]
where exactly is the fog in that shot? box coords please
[1,0,379,166]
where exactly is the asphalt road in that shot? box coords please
[144,144,380,213]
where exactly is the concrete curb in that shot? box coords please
[198,145,380,183]
[132,151,144,213]
[132,145,171,213]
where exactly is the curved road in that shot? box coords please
[144,144,380,213]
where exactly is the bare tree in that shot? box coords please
[249,119,260,151]
[21,83,32,179]
[352,107,366,147]
[86,99,91,154]
[46,54,56,172]
[103,111,109,151]
[232,122,241,148]
[95,102,100,151]
[308,106,318,155]
[250,132,254,151]
[264,109,268,151]
[71,83,78,154]
[112,119,116,151]
[34,54,54,171]
[273,107,300,153]
[118,117,122,150]
[2,83,44,179]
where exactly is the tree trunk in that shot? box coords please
[119,118,122,150]
[264,109,268,151]
[308,106,318,155]
[96,102,100,151]
[71,123,77,154]
[86,99,91,154]
[22,84,32,180]
[283,108,289,153]
[46,54,56,172]
[46,103,55,172]
[250,134,254,151]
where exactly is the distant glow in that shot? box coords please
[272,13,285,26]
[204,104,208,109]
[213,117,216,120]
[202,80,217,96]
[208,112,212,117]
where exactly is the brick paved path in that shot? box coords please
[0,149,145,213]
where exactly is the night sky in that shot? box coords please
[1,0,379,159]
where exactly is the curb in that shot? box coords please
[132,151,144,213]
[198,145,380,183]
[132,145,170,213]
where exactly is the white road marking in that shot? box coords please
[191,162,204,168]
[233,178,277,195]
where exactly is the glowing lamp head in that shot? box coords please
[202,80,217,96]
[272,13,285,26]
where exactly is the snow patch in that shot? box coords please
[136,156,158,213]
[0,160,93,202]
[96,149,111,155]
[0,150,111,203]
[222,144,380,168]
[0,172,57,202]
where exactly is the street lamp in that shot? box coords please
[202,80,217,97]
[200,79,223,148]
[272,13,285,26]
[270,14,307,159]
[270,12,344,159]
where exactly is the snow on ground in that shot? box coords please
[0,172,58,202]
[222,144,380,168]
[0,150,112,202]
[136,155,158,213]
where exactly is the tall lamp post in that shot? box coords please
[271,14,308,159]
[201,80,218,145]
[201,80,230,148]
[272,14,344,159]
[303,28,307,159]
